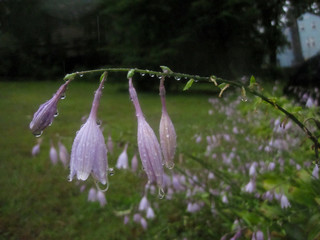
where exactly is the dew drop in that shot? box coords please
[34,131,43,138]
[79,74,84,77]
[48,121,53,126]
[54,111,59,117]
[241,97,248,102]
[109,168,115,176]
[175,76,181,81]
[141,73,145,77]
[166,162,175,170]
[150,74,155,78]
[158,188,165,199]
[60,94,66,100]
[158,75,162,79]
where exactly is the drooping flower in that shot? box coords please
[146,206,155,219]
[116,143,129,169]
[31,138,42,157]
[312,164,319,179]
[138,195,149,211]
[30,80,70,136]
[131,154,138,172]
[128,76,164,188]
[88,187,97,202]
[97,190,107,207]
[244,179,256,193]
[49,141,59,165]
[159,76,177,169]
[58,141,69,168]
[280,194,291,209]
[69,74,108,185]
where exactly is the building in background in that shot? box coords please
[278,12,320,67]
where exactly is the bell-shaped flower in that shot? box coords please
[97,190,107,207]
[159,76,177,169]
[131,154,138,172]
[31,138,42,157]
[138,195,149,211]
[146,206,155,219]
[88,187,97,202]
[128,77,164,188]
[49,141,59,165]
[58,141,69,168]
[116,143,129,169]
[312,164,319,179]
[280,194,291,209]
[30,80,70,136]
[69,75,108,185]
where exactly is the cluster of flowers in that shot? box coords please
[29,71,177,197]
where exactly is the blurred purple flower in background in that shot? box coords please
[58,140,69,168]
[116,143,129,169]
[49,141,59,165]
[31,138,42,157]
[131,154,138,172]
[30,80,70,137]
[69,74,108,185]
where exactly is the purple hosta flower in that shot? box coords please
[116,143,129,169]
[312,164,319,179]
[30,80,70,136]
[244,179,256,193]
[140,217,148,230]
[58,141,69,168]
[88,187,97,202]
[69,76,108,185]
[166,187,174,200]
[123,215,129,225]
[230,230,242,240]
[131,154,138,172]
[107,135,114,155]
[267,162,276,171]
[249,162,257,176]
[138,195,149,211]
[31,138,42,157]
[133,213,141,223]
[262,191,274,202]
[49,142,59,165]
[146,206,155,219]
[129,77,164,189]
[280,194,291,209]
[97,190,107,207]
[79,185,86,193]
[252,230,264,240]
[159,76,177,169]
[187,201,203,213]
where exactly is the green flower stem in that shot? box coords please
[64,68,319,160]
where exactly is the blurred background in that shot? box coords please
[1,0,320,83]
[2,1,320,239]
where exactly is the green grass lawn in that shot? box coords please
[0,78,319,240]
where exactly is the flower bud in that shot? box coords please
[159,77,176,169]
[30,80,70,136]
